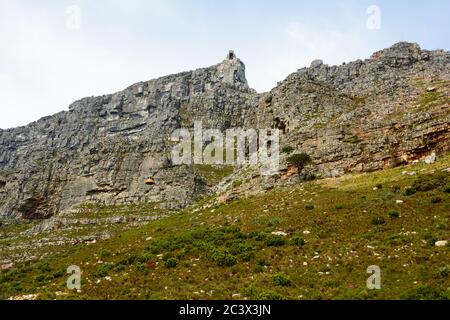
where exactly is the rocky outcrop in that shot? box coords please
[248,42,449,178]
[0,52,255,219]
[0,43,449,220]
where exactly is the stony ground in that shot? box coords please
[0,154,449,300]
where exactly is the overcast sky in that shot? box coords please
[0,0,449,129]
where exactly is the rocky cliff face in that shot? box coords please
[0,53,255,219]
[0,43,449,219]
[250,42,449,176]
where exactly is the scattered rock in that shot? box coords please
[435,240,448,247]
[8,294,39,300]
[310,59,324,68]
[271,231,288,237]
[424,152,437,164]
[1,263,14,270]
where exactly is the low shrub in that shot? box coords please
[371,217,386,225]
[290,236,306,247]
[209,248,237,267]
[281,146,295,154]
[438,266,449,278]
[134,252,155,264]
[411,172,449,193]
[165,258,178,268]
[403,188,417,196]
[99,250,112,259]
[403,285,450,300]
[388,210,400,219]
[253,265,264,273]
[93,263,115,278]
[431,197,442,204]
[266,235,286,247]
[444,185,450,193]
[272,273,292,287]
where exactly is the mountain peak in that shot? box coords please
[371,42,429,66]
[217,50,248,87]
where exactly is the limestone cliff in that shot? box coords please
[0,53,255,218]
[249,42,449,179]
[0,43,449,219]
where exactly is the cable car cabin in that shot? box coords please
[145,177,156,186]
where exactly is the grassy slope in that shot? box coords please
[0,155,449,300]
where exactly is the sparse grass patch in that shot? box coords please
[403,285,450,300]
[438,266,449,278]
[194,165,234,186]
[99,249,112,259]
[423,233,439,247]
[431,196,442,204]
[412,171,448,192]
[436,222,448,231]
[246,284,286,300]
[403,188,417,196]
[343,135,362,144]
[418,91,442,108]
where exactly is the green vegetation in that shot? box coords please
[281,146,295,154]
[431,197,442,204]
[232,180,243,189]
[286,153,312,174]
[266,235,286,247]
[388,210,400,219]
[164,258,178,268]
[194,165,234,186]
[272,273,292,287]
[343,135,363,144]
[352,96,366,108]
[0,154,449,300]
[418,91,442,108]
[371,216,386,225]
[290,236,306,247]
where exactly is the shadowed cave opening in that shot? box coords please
[18,197,53,219]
